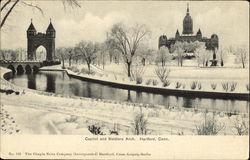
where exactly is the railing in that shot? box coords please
[0,59,60,63]
[0,60,42,64]
[0,60,61,67]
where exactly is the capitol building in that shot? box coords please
[158,4,219,52]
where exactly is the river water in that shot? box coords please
[7,71,249,113]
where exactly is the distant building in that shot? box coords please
[158,4,219,52]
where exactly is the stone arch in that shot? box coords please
[7,65,16,73]
[25,65,32,73]
[33,65,39,72]
[16,65,24,74]
[27,33,55,61]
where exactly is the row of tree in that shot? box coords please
[1,22,248,76]
[55,23,151,77]
[157,42,249,68]
[0,48,26,61]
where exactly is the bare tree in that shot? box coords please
[136,44,155,66]
[0,49,9,60]
[107,23,150,77]
[76,41,99,72]
[156,46,171,66]
[98,42,109,69]
[0,0,81,29]
[217,47,229,67]
[171,42,185,67]
[10,50,18,61]
[65,47,75,67]
[174,43,185,67]
[233,47,248,68]
[15,48,26,61]
[55,47,67,69]
[194,43,210,67]
[72,47,82,64]
[0,49,19,61]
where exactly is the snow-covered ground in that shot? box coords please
[1,67,248,135]
[1,88,248,135]
[1,59,249,136]
[61,61,249,94]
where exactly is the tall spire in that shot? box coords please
[176,29,180,35]
[183,3,193,34]
[47,19,55,31]
[27,19,36,31]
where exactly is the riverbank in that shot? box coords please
[0,67,249,135]
[40,64,249,100]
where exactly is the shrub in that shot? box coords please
[198,82,202,90]
[152,79,158,86]
[195,113,225,135]
[175,82,182,89]
[109,130,119,135]
[88,124,105,135]
[163,80,171,87]
[132,113,148,135]
[81,68,95,75]
[65,115,78,123]
[155,66,171,87]
[109,123,119,135]
[145,79,152,85]
[211,83,217,90]
[136,76,143,84]
[182,83,186,89]
[131,65,145,82]
[72,67,79,73]
[190,81,198,90]
[177,131,184,135]
[230,82,237,92]
[221,82,229,92]
[67,66,73,70]
[232,117,249,135]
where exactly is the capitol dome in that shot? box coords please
[182,3,193,35]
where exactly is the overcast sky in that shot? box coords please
[1,1,249,50]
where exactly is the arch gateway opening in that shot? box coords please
[35,45,47,61]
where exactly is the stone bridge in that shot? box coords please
[0,60,43,74]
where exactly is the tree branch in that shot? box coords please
[21,1,44,16]
[62,0,81,11]
[1,0,11,12]
[0,0,20,29]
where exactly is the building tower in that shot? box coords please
[46,19,56,60]
[27,19,37,60]
[196,28,202,39]
[175,29,180,39]
[182,3,193,35]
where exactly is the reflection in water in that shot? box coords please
[136,91,142,101]
[183,97,195,108]
[127,90,132,102]
[46,73,55,92]
[7,71,249,113]
[86,83,92,97]
[27,73,36,89]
